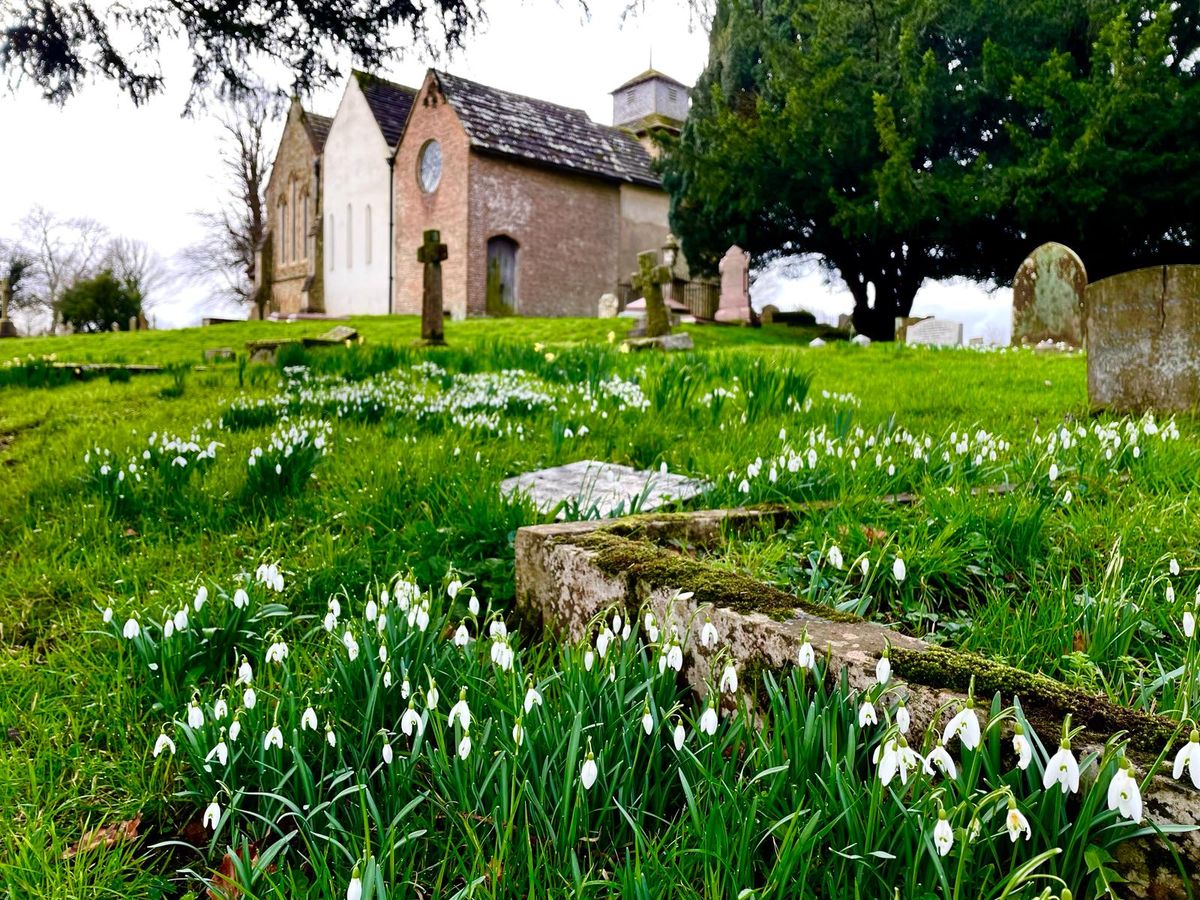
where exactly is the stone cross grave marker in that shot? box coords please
[632,250,672,338]
[715,245,752,323]
[418,229,449,345]
[1086,264,1200,413]
[905,317,963,347]
[1012,242,1086,347]
[0,277,16,338]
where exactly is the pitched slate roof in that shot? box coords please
[432,70,661,188]
[304,111,333,152]
[354,71,417,148]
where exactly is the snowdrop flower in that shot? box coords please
[933,808,954,857]
[163,618,175,639]
[584,649,595,671]
[1048,462,1059,483]
[381,740,394,766]
[265,640,288,665]
[1170,558,1181,576]
[447,579,462,600]
[581,747,598,789]
[738,479,750,494]
[346,868,362,900]
[194,586,207,612]
[1167,585,1176,604]
[233,588,248,610]
[1171,730,1200,788]
[323,610,337,632]
[264,725,284,751]
[942,701,981,751]
[612,612,623,635]
[468,595,480,616]
[1062,489,1072,505]
[1012,723,1032,770]
[454,623,470,647]
[229,717,242,742]
[236,657,253,686]
[212,697,228,720]
[1043,739,1080,794]
[896,701,910,734]
[673,719,685,750]
[489,618,507,639]
[413,602,430,632]
[641,702,654,735]
[892,557,906,583]
[827,544,845,571]
[512,718,524,746]
[301,707,318,731]
[378,645,388,664]
[858,700,878,728]
[256,563,284,592]
[1004,797,1031,842]
[700,617,719,649]
[923,742,958,779]
[206,737,229,767]
[458,729,472,760]
[860,557,870,576]
[365,598,378,622]
[797,632,816,670]
[523,682,543,714]
[876,737,921,786]
[1107,759,1143,823]
[187,701,204,729]
[242,687,257,709]
[153,731,175,757]
[699,701,719,736]
[102,606,113,624]
[326,726,336,748]
[1184,607,1196,640]
[666,639,683,672]
[426,679,439,710]
[720,663,738,695]
[123,617,140,639]
[401,702,423,737]
[448,687,471,730]
[875,648,890,686]
[203,798,221,831]
[343,631,360,661]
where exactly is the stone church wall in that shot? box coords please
[265,104,321,316]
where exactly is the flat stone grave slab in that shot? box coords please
[501,460,707,517]
[626,332,694,352]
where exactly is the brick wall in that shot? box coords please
[265,102,321,315]
[394,77,472,318]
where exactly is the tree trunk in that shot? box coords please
[840,253,922,342]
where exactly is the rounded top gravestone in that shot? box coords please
[1012,242,1087,347]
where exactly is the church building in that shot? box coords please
[258,67,688,318]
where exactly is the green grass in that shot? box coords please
[0,315,1195,898]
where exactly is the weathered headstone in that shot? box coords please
[0,277,17,338]
[715,245,752,324]
[1087,264,1200,413]
[894,316,925,342]
[418,229,448,345]
[501,460,707,518]
[760,304,779,325]
[905,318,963,347]
[597,293,619,318]
[1012,242,1086,347]
[837,313,855,333]
[632,250,672,338]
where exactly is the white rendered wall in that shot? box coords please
[322,81,393,317]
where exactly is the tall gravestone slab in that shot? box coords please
[1087,265,1200,413]
[905,317,963,347]
[715,245,752,323]
[1012,242,1086,346]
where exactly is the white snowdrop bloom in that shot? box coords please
[942,705,981,750]
[720,663,738,695]
[203,798,221,831]
[1171,731,1200,788]
[584,649,595,671]
[699,702,719,736]
[102,606,113,624]
[1005,801,1031,842]
[523,685,543,714]
[621,622,631,641]
[454,623,470,647]
[933,810,954,857]
[641,706,654,735]
[447,579,463,599]
[1062,489,1072,505]
[797,639,816,670]
[857,701,878,728]
[329,597,342,619]
[666,641,684,672]
[896,703,910,734]
[275,463,282,475]
[448,688,471,730]
[612,612,623,635]
[581,752,598,789]
[365,599,378,622]
[381,741,394,765]
[414,603,430,632]
[378,645,388,664]
[206,740,229,767]
[326,726,336,748]
[163,619,175,639]
[1107,762,1143,823]
[233,588,249,610]
[700,619,719,650]
[1048,462,1059,482]
[860,557,870,576]
[876,738,921,786]
[923,742,958,779]
[875,654,891,686]
[229,718,242,742]
[265,641,288,665]
[213,698,228,720]
[346,870,362,900]
[512,718,525,746]
[887,463,896,476]
[301,707,318,731]
[401,704,423,737]
[426,680,439,709]
[236,658,253,686]
[242,687,257,709]
[596,628,611,659]
[738,479,751,494]
[468,595,480,616]
[1043,741,1080,793]
[1184,609,1196,639]
[376,613,388,634]
[323,610,337,632]
[343,631,360,661]
[1166,585,1176,604]
[489,619,508,639]
[673,720,685,750]
[379,589,389,609]
[123,617,140,639]
[458,731,472,760]
[153,731,175,757]
[194,586,208,612]
[892,557,906,583]
[264,726,284,751]
[186,701,204,729]
[827,545,844,569]
[1170,558,1181,576]
[1012,725,1032,770]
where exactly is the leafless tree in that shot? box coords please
[182,91,277,318]
[106,235,170,311]
[16,205,110,331]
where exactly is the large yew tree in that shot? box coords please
[662,0,1200,340]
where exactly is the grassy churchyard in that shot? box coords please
[1,318,1198,898]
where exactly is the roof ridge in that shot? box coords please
[353,69,417,96]
[433,69,592,122]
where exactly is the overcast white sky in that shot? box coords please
[0,0,1010,339]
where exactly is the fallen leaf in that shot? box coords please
[1073,631,1086,652]
[124,527,138,537]
[862,526,888,544]
[62,813,141,859]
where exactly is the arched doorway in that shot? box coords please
[486,235,519,315]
